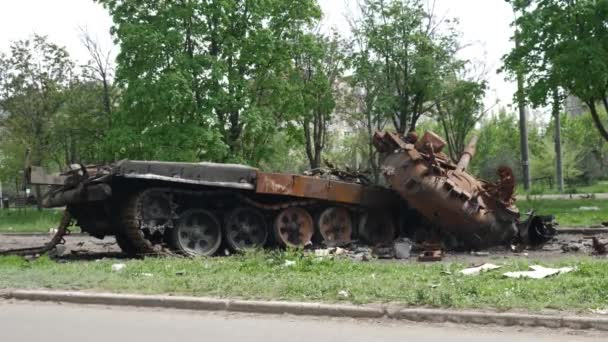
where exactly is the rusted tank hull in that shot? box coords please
[28,160,405,256]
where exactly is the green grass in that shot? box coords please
[0,251,606,312]
[517,180,608,195]
[0,209,63,233]
[577,181,608,194]
[517,199,608,227]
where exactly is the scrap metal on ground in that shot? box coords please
[1,130,560,259]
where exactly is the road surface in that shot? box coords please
[0,301,604,341]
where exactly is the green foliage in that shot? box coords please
[0,35,74,179]
[530,136,582,181]
[287,32,348,169]
[470,109,522,180]
[503,0,608,140]
[96,0,322,165]
[351,0,465,134]
[0,209,64,233]
[0,35,114,189]
[435,77,487,160]
[518,199,608,227]
[558,111,608,183]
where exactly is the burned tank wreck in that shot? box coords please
[17,160,403,256]
[373,131,556,250]
[3,130,555,258]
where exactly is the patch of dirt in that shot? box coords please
[1,232,606,263]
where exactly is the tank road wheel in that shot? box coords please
[274,207,314,248]
[225,207,268,252]
[318,207,353,247]
[170,209,222,257]
[358,210,396,245]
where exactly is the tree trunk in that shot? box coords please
[515,30,531,190]
[588,101,608,142]
[552,88,564,192]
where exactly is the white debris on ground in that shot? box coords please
[338,290,349,298]
[503,265,574,279]
[578,206,600,211]
[591,308,608,315]
[283,260,296,267]
[312,246,373,261]
[312,238,413,261]
[460,263,502,276]
[393,238,413,259]
[111,263,126,272]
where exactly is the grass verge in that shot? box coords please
[0,209,63,233]
[516,180,608,195]
[517,199,608,227]
[0,251,606,312]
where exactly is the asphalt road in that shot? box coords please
[0,301,604,341]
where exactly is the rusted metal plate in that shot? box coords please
[256,172,394,207]
[28,166,68,185]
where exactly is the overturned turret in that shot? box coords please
[373,131,555,249]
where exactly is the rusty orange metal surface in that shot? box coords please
[374,130,520,249]
[255,172,394,207]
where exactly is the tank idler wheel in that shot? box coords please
[358,210,396,245]
[225,207,268,251]
[169,209,222,257]
[318,207,353,247]
[274,207,314,248]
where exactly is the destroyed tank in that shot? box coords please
[373,130,555,250]
[23,160,404,256]
[6,130,554,258]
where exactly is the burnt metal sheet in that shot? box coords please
[113,160,258,190]
[28,166,68,185]
[42,183,112,208]
[255,172,394,207]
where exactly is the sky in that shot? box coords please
[0,0,517,109]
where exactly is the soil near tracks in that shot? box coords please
[0,234,124,260]
[1,232,606,263]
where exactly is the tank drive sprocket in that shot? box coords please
[118,189,175,256]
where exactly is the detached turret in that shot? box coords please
[373,131,553,249]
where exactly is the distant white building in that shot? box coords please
[564,94,586,117]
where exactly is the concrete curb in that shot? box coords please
[2,290,608,331]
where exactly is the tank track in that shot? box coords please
[117,187,337,256]
[0,210,73,256]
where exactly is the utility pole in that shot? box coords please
[0,180,3,209]
[514,18,531,190]
[553,88,564,192]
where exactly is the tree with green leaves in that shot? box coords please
[350,0,462,135]
[288,32,348,169]
[503,0,608,142]
[435,76,487,161]
[96,0,322,165]
[0,35,74,206]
